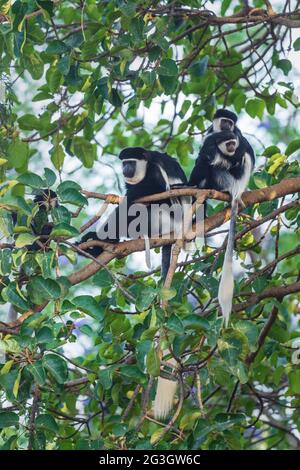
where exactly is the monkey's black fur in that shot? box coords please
[189,131,255,191]
[189,116,255,326]
[12,189,58,251]
[79,147,187,279]
[213,109,238,123]
[206,109,254,157]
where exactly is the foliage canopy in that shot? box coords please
[0,0,300,451]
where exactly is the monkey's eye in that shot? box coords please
[220,119,234,131]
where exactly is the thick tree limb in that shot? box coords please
[141,7,300,28]
[233,282,300,313]
[1,177,299,334]
[69,177,300,285]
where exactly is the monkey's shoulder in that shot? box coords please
[150,151,187,183]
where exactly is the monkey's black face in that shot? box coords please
[220,118,234,131]
[225,140,237,153]
[121,158,148,184]
[122,160,136,178]
[217,138,238,157]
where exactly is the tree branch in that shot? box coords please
[69,177,300,285]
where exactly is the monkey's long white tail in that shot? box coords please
[153,355,177,420]
[144,235,152,269]
[218,198,238,327]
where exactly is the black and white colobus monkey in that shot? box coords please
[7,189,58,322]
[189,117,255,326]
[11,188,58,251]
[79,147,188,279]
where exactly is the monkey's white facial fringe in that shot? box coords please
[153,357,177,420]
[124,159,148,184]
[217,140,237,156]
[213,117,234,132]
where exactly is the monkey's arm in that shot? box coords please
[189,153,211,189]
[78,205,121,257]
[236,129,255,167]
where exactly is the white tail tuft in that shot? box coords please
[218,258,234,327]
[153,357,177,420]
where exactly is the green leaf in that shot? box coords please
[35,252,54,277]
[218,329,249,366]
[277,59,292,76]
[93,269,114,287]
[183,315,210,332]
[120,2,137,17]
[0,411,19,428]
[28,276,61,301]
[22,51,44,80]
[120,365,145,381]
[73,295,104,320]
[50,223,79,237]
[50,144,65,171]
[98,368,112,389]
[288,369,300,394]
[158,58,178,77]
[57,181,81,192]
[245,98,265,119]
[47,67,63,93]
[235,321,259,349]
[46,40,70,55]
[159,75,177,95]
[159,287,176,301]
[148,46,161,62]
[17,172,44,188]
[221,0,231,15]
[36,414,59,433]
[3,284,29,311]
[129,17,144,42]
[15,233,38,248]
[27,361,46,386]
[51,206,71,225]
[57,55,71,75]
[263,145,281,158]
[293,37,300,51]
[43,168,56,187]
[269,321,289,343]
[0,248,12,275]
[12,369,21,398]
[136,287,157,311]
[59,188,87,207]
[286,139,300,156]
[166,314,184,335]
[36,326,54,344]
[71,136,97,168]
[43,353,68,384]
[7,140,29,169]
[18,114,41,131]
[146,347,160,376]
[190,56,208,77]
